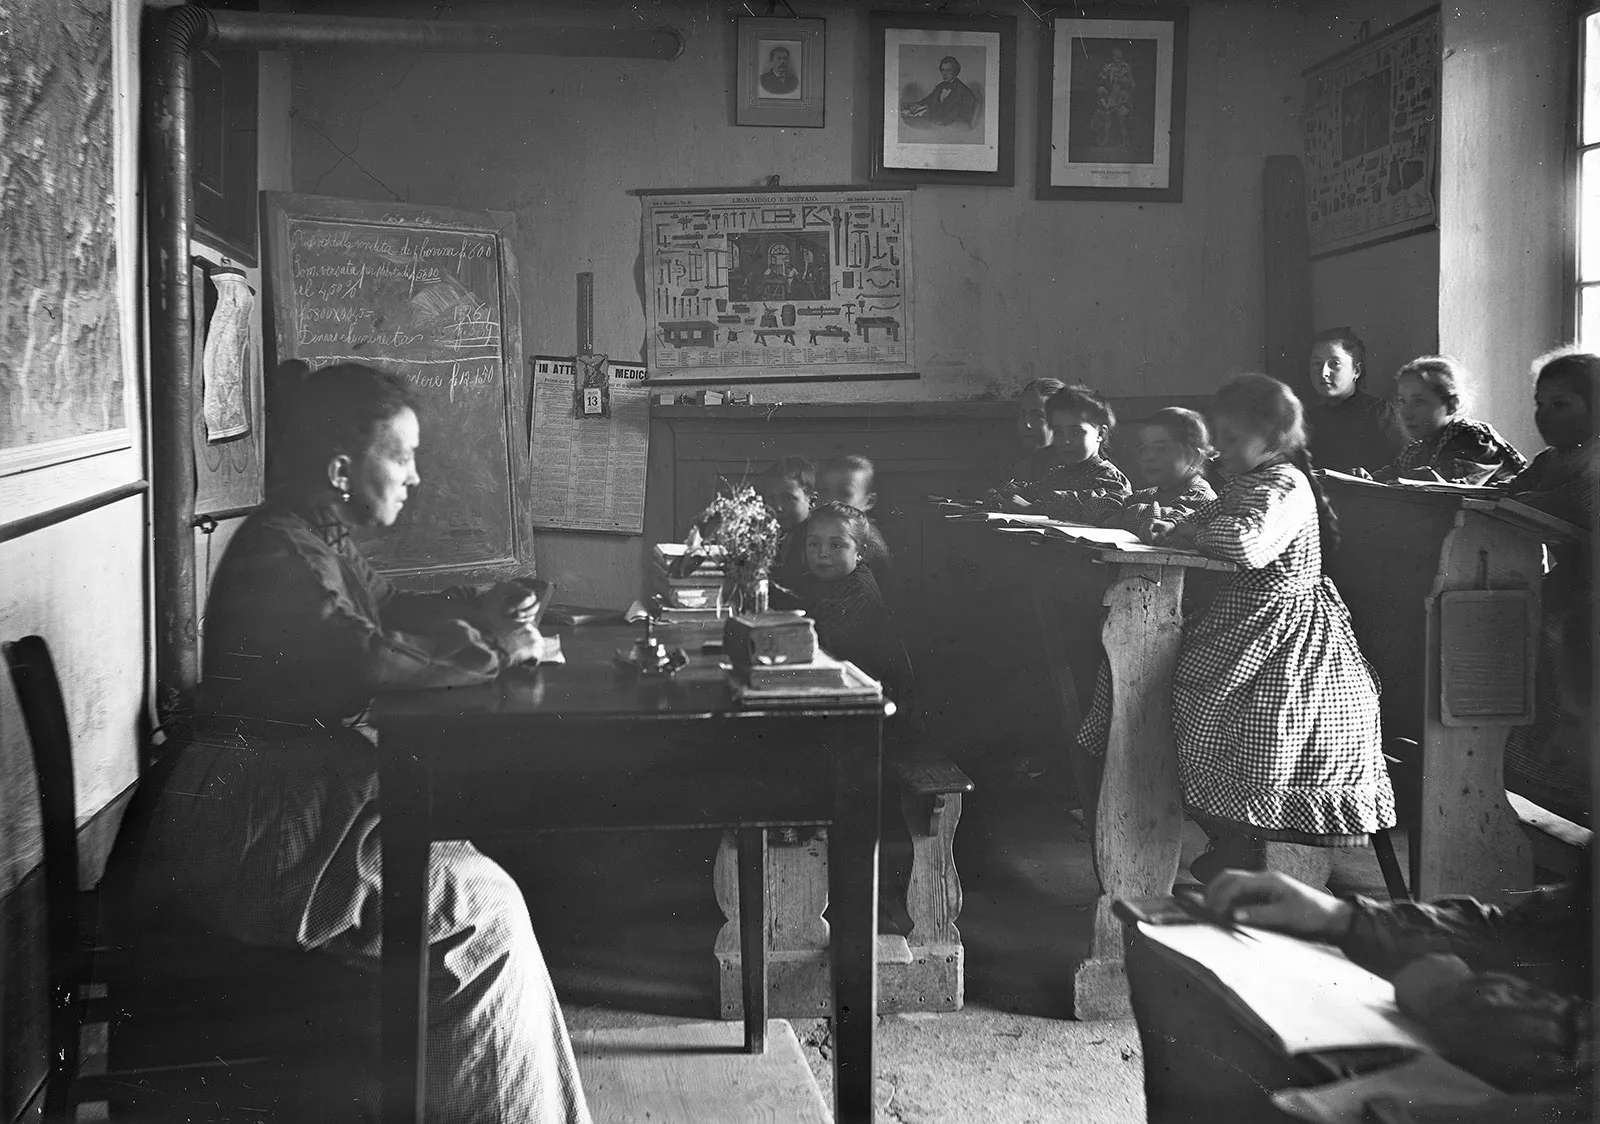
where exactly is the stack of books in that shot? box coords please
[652,543,728,618]
[722,612,882,706]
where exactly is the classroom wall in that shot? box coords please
[0,1,146,1117]
[288,0,1307,603]
[1300,0,1440,401]
[1438,0,1571,456]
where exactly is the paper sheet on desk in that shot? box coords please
[1138,922,1429,1057]
[1271,1055,1498,1124]
[948,510,1143,545]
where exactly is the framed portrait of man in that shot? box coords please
[1037,7,1189,201]
[869,11,1016,186]
[736,17,825,127]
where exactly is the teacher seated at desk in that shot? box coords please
[1130,866,1592,1123]
[129,362,591,1123]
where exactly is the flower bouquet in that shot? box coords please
[681,484,780,615]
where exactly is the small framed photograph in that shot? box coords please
[869,11,1016,187]
[736,17,825,128]
[1037,7,1189,201]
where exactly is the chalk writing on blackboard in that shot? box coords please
[264,194,525,579]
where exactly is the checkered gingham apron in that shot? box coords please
[1081,462,1395,838]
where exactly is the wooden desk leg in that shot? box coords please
[1077,564,1187,1020]
[1417,516,1537,902]
[736,826,768,1054]
[380,752,433,1124]
[830,719,882,1124]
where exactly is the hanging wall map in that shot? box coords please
[0,0,127,472]
[1303,9,1439,258]
[642,189,914,382]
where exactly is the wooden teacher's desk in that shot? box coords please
[371,622,890,1124]
[1323,478,1564,903]
[933,515,1234,1019]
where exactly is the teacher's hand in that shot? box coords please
[483,580,542,626]
[492,622,545,666]
[1204,869,1355,941]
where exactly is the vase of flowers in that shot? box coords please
[688,484,779,616]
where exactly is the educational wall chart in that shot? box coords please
[643,189,914,381]
[530,357,649,534]
[1303,9,1438,257]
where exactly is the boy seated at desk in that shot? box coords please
[757,454,814,595]
[990,376,1067,496]
[1104,406,1217,534]
[1500,349,1599,826]
[987,384,1131,522]
[817,453,894,595]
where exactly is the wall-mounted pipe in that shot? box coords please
[146,5,684,720]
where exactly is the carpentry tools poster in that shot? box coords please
[642,189,914,381]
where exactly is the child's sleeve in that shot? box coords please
[1036,461,1133,523]
[1191,469,1313,568]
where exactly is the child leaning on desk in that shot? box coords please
[988,384,1132,521]
[1087,374,1396,886]
[1103,406,1217,534]
[1499,349,1599,826]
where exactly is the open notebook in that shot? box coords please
[944,509,1143,547]
[1136,920,1430,1058]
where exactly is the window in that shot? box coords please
[1577,6,1600,347]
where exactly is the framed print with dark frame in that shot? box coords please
[1037,7,1188,201]
[869,11,1016,186]
[736,17,825,128]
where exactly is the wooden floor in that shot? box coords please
[573,1018,830,1124]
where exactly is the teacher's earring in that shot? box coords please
[340,489,351,503]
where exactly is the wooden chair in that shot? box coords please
[5,635,374,1122]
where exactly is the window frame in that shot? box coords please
[1572,4,1600,346]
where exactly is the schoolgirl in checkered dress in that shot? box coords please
[1156,376,1396,851]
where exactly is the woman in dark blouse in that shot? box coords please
[134,363,591,1123]
[1306,327,1408,472]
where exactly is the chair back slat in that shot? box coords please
[4,635,85,1119]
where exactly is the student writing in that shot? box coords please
[1105,406,1217,534]
[1147,374,1397,884]
[992,384,1131,522]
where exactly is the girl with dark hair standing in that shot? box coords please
[1150,374,1396,885]
[1306,327,1407,472]
[133,362,591,1123]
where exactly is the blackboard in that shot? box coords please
[263,192,526,580]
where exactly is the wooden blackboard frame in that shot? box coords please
[262,191,530,588]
